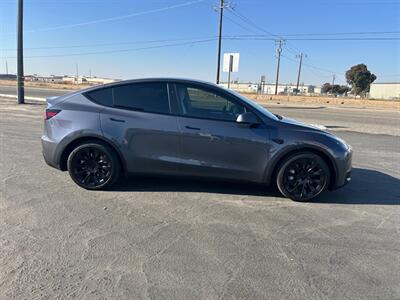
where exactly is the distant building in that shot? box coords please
[0,74,17,80]
[220,82,321,95]
[313,86,322,95]
[369,83,400,100]
[20,74,118,85]
[62,76,87,84]
[62,76,117,85]
[25,75,64,83]
[84,77,118,85]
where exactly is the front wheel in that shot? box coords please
[276,152,330,201]
[67,141,120,190]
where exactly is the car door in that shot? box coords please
[94,82,182,175]
[172,83,272,182]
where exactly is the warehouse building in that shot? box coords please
[369,83,400,100]
[220,82,320,95]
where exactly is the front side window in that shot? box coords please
[176,84,245,121]
[113,83,170,114]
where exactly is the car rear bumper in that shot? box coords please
[41,135,61,170]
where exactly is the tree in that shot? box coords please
[345,64,377,97]
[321,83,350,96]
[321,83,332,94]
[337,85,350,95]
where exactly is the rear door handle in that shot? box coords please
[185,126,200,131]
[110,117,125,123]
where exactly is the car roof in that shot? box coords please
[81,77,222,94]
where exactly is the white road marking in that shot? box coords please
[0,94,45,102]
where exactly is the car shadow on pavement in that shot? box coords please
[315,168,400,205]
[110,176,281,197]
[271,106,326,110]
[110,168,400,205]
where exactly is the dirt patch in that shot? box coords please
[245,94,400,110]
[0,80,91,91]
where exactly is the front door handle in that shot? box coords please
[110,117,126,123]
[185,126,200,131]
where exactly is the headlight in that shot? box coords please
[326,134,350,151]
[334,136,350,151]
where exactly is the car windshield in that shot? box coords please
[228,89,280,121]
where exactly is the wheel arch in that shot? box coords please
[58,135,126,173]
[265,146,338,189]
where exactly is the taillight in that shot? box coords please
[44,109,61,120]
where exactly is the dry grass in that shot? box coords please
[0,80,92,90]
[245,93,400,110]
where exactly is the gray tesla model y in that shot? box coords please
[42,78,352,201]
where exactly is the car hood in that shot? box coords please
[279,116,328,133]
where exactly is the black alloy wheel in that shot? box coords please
[67,142,120,190]
[277,152,330,201]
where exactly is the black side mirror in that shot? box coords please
[236,112,260,127]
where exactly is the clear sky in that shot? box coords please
[1,0,399,85]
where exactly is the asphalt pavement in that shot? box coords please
[0,97,399,299]
[0,84,72,99]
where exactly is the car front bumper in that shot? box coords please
[330,147,353,190]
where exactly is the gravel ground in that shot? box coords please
[0,98,399,299]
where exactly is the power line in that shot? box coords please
[224,6,400,82]
[228,7,280,39]
[279,37,400,41]
[2,36,221,51]
[281,54,342,77]
[303,56,345,75]
[5,0,205,34]
[225,6,338,78]
[2,35,398,59]
[226,37,400,41]
[223,14,260,35]
[3,33,398,52]
[275,31,400,37]
[1,38,217,59]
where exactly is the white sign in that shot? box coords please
[223,53,240,73]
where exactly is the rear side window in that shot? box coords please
[86,88,113,106]
[113,83,170,114]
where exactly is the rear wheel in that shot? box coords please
[67,142,120,190]
[276,152,330,201]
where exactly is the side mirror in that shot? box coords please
[236,112,260,127]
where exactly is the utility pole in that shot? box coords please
[75,64,79,84]
[274,39,284,95]
[17,0,24,104]
[215,0,224,84]
[331,74,336,96]
[295,53,306,95]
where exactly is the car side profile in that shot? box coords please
[42,78,352,201]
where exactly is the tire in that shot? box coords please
[276,152,330,201]
[67,141,120,190]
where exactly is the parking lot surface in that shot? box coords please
[1,98,399,299]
